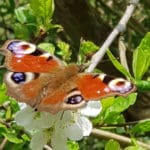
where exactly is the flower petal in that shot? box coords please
[31,112,55,130]
[15,106,55,131]
[65,122,83,141]
[51,130,68,150]
[80,101,102,117]
[65,113,92,140]
[77,116,92,136]
[15,106,35,130]
[30,131,49,150]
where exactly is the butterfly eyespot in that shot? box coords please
[4,72,37,86]
[11,72,26,84]
[66,94,84,104]
[108,78,133,94]
[7,41,36,54]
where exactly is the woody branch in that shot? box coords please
[91,128,150,149]
[87,0,139,72]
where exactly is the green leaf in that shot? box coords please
[38,43,55,54]
[135,80,150,91]
[14,23,30,40]
[57,41,72,61]
[105,139,120,150]
[80,40,99,55]
[3,133,23,144]
[0,123,8,134]
[101,97,115,109]
[15,7,28,24]
[132,32,150,80]
[30,0,55,26]
[106,49,133,80]
[15,6,36,24]
[132,120,150,134]
[10,99,20,113]
[79,40,99,63]
[67,141,79,150]
[103,93,137,123]
[0,84,9,105]
[5,106,11,119]
[21,134,30,142]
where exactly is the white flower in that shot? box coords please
[30,131,49,150]
[15,106,55,131]
[79,101,102,117]
[15,101,102,150]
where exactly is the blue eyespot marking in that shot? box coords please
[67,95,83,104]
[11,72,26,84]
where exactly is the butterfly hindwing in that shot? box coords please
[76,73,135,100]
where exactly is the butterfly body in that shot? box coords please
[1,40,136,114]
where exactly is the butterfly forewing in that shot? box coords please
[1,40,63,73]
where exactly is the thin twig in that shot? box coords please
[118,35,129,71]
[91,128,150,149]
[96,118,150,128]
[0,138,7,150]
[87,0,139,72]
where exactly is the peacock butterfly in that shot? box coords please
[0,40,136,114]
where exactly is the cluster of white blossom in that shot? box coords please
[15,101,102,150]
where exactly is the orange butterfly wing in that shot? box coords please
[1,40,62,73]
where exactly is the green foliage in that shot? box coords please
[3,132,23,144]
[101,93,137,124]
[105,139,120,150]
[135,80,150,91]
[106,49,133,80]
[0,84,28,148]
[15,6,36,24]
[67,141,79,150]
[0,84,9,105]
[38,43,55,54]
[132,120,150,134]
[57,41,72,62]
[30,0,54,27]
[14,6,36,40]
[79,40,99,63]
[132,32,150,80]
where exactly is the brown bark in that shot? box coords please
[54,0,111,48]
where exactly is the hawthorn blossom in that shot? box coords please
[15,101,102,150]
